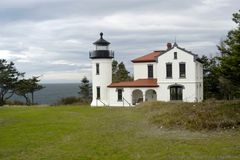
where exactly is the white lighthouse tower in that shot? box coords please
[89,33,114,106]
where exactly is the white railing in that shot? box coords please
[122,97,131,107]
[96,99,107,107]
[89,50,114,58]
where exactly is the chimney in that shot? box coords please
[167,43,172,50]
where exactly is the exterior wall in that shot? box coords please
[108,88,132,107]
[195,61,203,101]
[157,82,197,102]
[157,47,196,83]
[154,47,203,102]
[108,87,158,106]
[91,59,112,106]
[133,62,157,80]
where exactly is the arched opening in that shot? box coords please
[132,89,143,105]
[168,84,184,101]
[145,89,157,102]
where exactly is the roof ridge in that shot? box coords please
[131,51,163,63]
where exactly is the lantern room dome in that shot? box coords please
[93,32,110,46]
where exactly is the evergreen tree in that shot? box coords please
[115,62,130,82]
[0,59,23,106]
[112,60,132,83]
[15,77,44,105]
[79,76,91,102]
[198,56,222,99]
[112,60,118,83]
[15,79,32,105]
[29,76,44,104]
[217,10,240,88]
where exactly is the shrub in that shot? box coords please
[56,96,89,105]
[138,100,240,131]
[5,100,25,105]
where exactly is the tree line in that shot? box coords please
[0,59,44,106]
[198,10,240,100]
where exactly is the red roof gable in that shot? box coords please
[108,79,159,88]
[131,50,165,63]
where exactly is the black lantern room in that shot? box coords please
[89,32,114,59]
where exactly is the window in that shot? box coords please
[166,63,172,78]
[96,45,108,50]
[179,63,186,78]
[96,63,99,75]
[148,64,153,78]
[96,87,100,99]
[117,89,123,101]
[174,52,177,59]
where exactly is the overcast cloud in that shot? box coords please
[0,0,238,83]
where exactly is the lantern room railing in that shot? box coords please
[89,50,114,59]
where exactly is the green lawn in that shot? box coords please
[0,105,239,160]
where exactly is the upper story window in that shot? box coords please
[96,86,100,99]
[166,63,172,78]
[179,63,186,78]
[117,89,123,101]
[148,64,153,78]
[174,52,177,59]
[96,63,99,75]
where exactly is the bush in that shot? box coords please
[56,96,90,105]
[5,100,25,105]
[138,100,240,131]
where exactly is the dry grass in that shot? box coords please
[137,100,240,131]
[0,104,240,159]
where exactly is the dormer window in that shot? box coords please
[174,52,177,59]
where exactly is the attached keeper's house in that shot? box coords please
[89,33,203,107]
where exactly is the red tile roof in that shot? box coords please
[108,79,159,88]
[131,50,165,63]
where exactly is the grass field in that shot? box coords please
[0,104,240,160]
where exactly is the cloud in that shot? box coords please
[41,70,91,83]
[0,0,239,82]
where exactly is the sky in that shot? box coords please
[0,0,238,83]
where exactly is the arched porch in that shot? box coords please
[132,88,157,105]
[145,89,157,102]
[132,89,143,105]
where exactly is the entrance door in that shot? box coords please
[170,86,183,100]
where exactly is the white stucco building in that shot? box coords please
[90,33,203,107]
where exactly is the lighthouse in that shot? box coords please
[89,33,114,106]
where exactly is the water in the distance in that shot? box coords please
[10,83,80,105]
